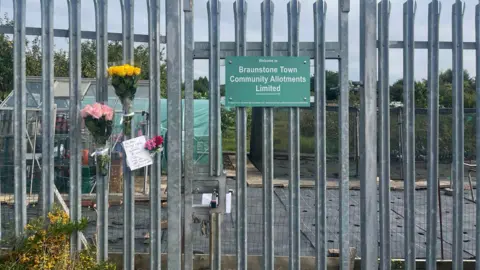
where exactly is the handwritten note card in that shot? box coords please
[122,136,153,171]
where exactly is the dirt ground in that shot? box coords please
[224,154,469,183]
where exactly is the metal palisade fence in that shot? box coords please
[1,0,480,270]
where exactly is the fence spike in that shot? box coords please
[93,0,109,262]
[234,0,249,269]
[13,0,27,238]
[452,1,465,269]
[260,1,274,269]
[359,0,378,269]
[475,1,480,268]
[147,0,162,269]
[338,0,350,268]
[40,0,55,220]
[183,0,195,268]
[378,0,391,269]
[120,0,135,268]
[313,1,327,269]
[166,0,183,268]
[287,1,301,269]
[426,1,441,269]
[67,0,83,254]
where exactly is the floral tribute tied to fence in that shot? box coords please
[81,103,114,176]
[145,135,164,157]
[108,64,141,135]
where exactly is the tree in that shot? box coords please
[325,70,340,100]
[53,50,69,77]
[388,70,476,108]
[309,70,340,101]
[25,37,42,77]
[220,84,225,96]
[194,76,209,95]
[2,14,479,108]
[390,79,403,102]
[439,69,452,85]
[0,16,13,99]
[0,21,168,98]
[439,83,453,108]
[414,80,428,108]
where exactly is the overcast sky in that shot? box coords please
[0,0,477,84]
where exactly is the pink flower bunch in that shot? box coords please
[145,139,156,151]
[82,103,114,147]
[145,135,164,154]
[81,103,114,121]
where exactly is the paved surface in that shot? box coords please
[1,179,477,260]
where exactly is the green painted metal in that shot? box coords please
[225,56,310,107]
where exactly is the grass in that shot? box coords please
[221,107,478,162]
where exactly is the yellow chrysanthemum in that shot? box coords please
[117,69,126,77]
[108,64,140,77]
[126,66,134,76]
[134,67,141,76]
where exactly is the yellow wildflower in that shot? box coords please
[20,254,29,263]
[108,67,114,76]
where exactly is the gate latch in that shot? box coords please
[191,174,227,214]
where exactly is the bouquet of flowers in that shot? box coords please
[145,135,164,157]
[108,64,141,136]
[81,103,114,176]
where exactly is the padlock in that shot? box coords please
[210,198,217,208]
[210,189,218,208]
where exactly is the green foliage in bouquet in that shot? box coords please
[96,154,110,176]
[123,115,133,136]
[84,115,114,146]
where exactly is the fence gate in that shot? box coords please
[2,0,480,269]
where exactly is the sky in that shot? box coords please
[0,0,478,84]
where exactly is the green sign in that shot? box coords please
[225,56,310,107]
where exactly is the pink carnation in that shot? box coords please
[90,103,103,119]
[81,105,93,118]
[145,139,156,151]
[102,104,114,121]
